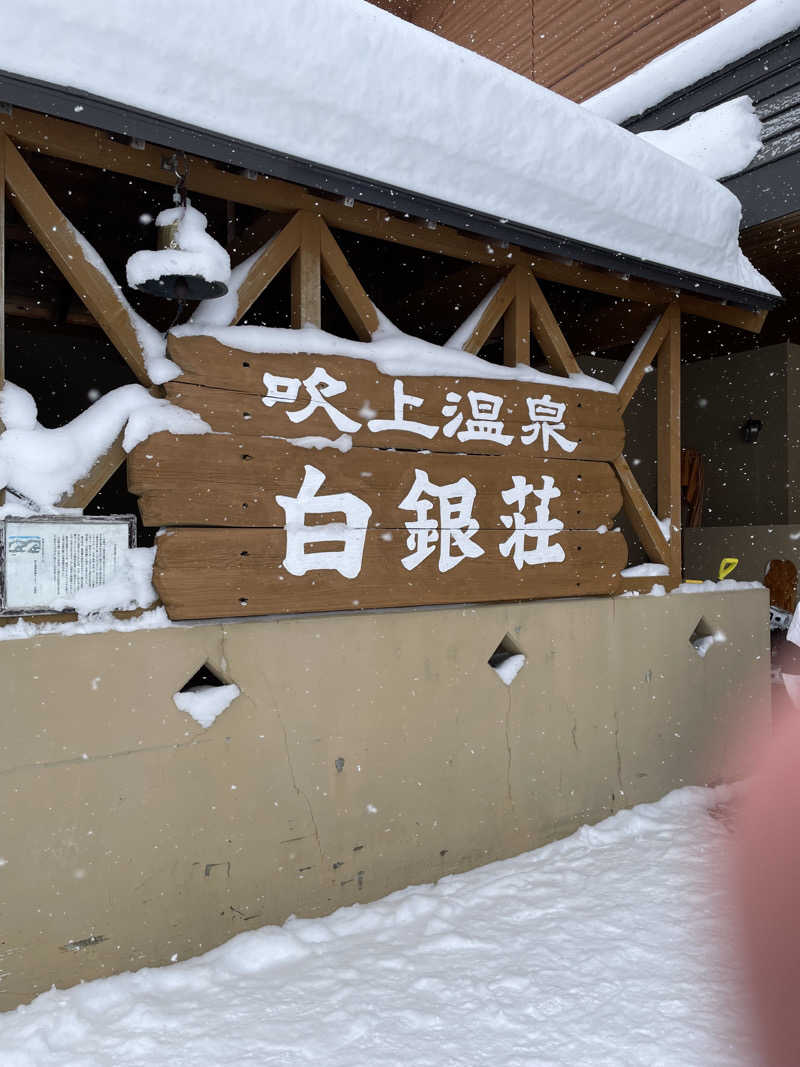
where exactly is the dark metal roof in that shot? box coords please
[625,28,800,230]
[0,68,779,311]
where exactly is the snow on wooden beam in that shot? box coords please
[615,304,674,412]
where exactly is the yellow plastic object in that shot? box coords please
[719,557,739,580]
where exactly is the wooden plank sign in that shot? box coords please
[130,334,627,619]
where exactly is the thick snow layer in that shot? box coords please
[50,547,157,616]
[0,786,756,1066]
[638,96,763,180]
[126,202,231,289]
[585,0,800,123]
[172,321,617,392]
[0,0,776,298]
[0,382,210,508]
[173,683,241,729]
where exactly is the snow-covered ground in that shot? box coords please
[0,786,755,1066]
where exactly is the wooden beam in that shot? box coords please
[58,433,126,509]
[0,134,5,507]
[3,136,150,384]
[612,454,671,567]
[503,266,531,367]
[529,273,581,376]
[0,108,771,324]
[291,212,321,329]
[228,210,302,324]
[460,273,515,354]
[679,294,767,334]
[319,218,380,340]
[657,303,682,575]
[615,304,673,412]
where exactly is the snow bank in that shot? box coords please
[638,97,763,180]
[585,0,800,123]
[126,202,231,289]
[0,382,210,508]
[172,321,617,392]
[0,0,776,298]
[0,785,755,1066]
[173,683,240,729]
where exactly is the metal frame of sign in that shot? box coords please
[0,514,137,615]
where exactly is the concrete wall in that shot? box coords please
[0,590,769,1010]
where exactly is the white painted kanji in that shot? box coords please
[441,390,513,445]
[276,465,371,579]
[261,366,362,433]
[367,379,438,438]
[399,469,484,572]
[499,474,565,569]
[520,395,577,453]
[262,372,302,407]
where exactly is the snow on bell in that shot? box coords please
[126,200,231,301]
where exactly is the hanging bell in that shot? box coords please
[126,199,231,302]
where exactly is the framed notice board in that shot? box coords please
[1,515,136,614]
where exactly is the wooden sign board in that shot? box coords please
[130,335,627,620]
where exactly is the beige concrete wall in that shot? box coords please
[0,590,769,1010]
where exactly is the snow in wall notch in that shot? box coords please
[689,617,716,658]
[489,633,527,686]
[173,662,241,729]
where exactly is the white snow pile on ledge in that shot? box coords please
[584,0,800,123]
[638,97,763,180]
[172,319,617,393]
[0,606,173,643]
[0,381,209,508]
[126,202,231,289]
[173,683,241,729]
[0,0,776,298]
[621,562,670,578]
[0,786,755,1065]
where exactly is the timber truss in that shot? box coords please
[0,108,769,593]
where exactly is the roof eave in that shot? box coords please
[0,69,781,313]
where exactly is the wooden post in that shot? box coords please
[291,212,322,330]
[503,266,530,366]
[657,303,682,577]
[0,135,5,508]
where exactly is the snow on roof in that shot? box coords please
[584,0,800,125]
[637,96,763,181]
[0,0,777,299]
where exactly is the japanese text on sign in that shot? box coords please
[276,465,565,579]
[262,367,578,452]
